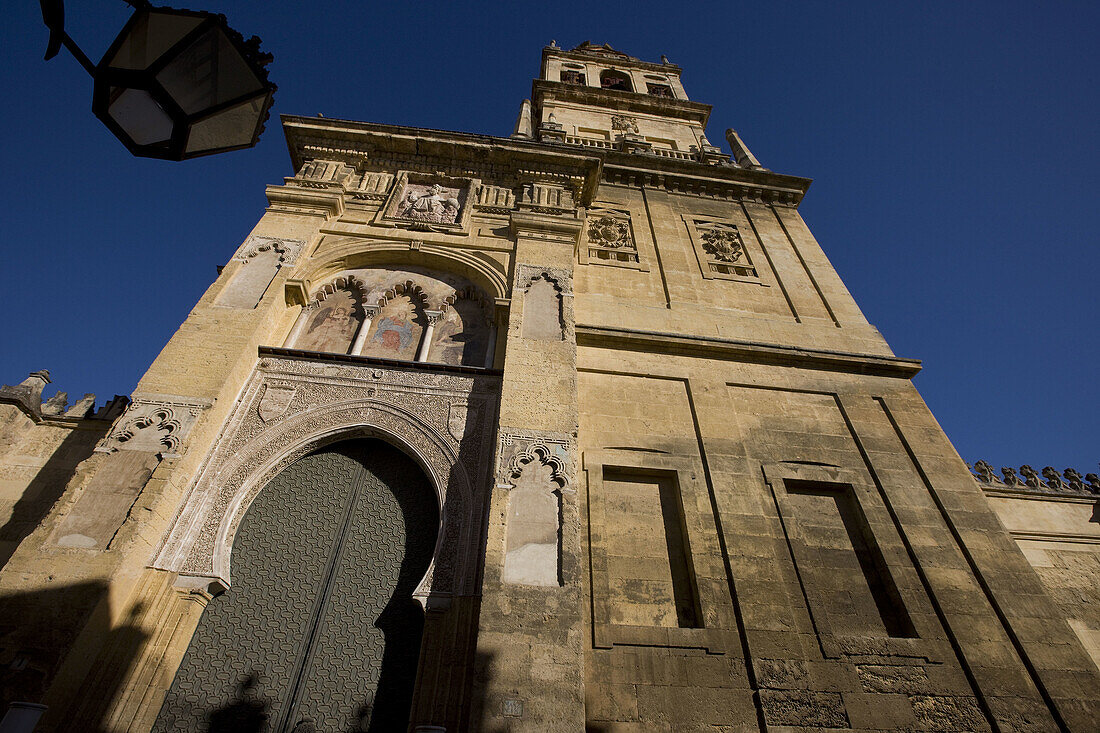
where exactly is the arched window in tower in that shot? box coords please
[600,69,633,92]
[431,297,491,367]
[359,291,427,362]
[292,287,364,354]
[560,69,586,85]
[646,82,674,98]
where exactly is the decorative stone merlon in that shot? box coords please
[969,459,1100,496]
[0,370,51,418]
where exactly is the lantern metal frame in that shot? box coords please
[39,0,276,161]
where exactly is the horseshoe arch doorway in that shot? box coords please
[154,438,440,733]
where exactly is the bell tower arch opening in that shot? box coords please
[153,437,439,733]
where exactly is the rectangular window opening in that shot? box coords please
[603,469,702,629]
[784,479,917,639]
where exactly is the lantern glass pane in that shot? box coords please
[185,96,265,154]
[107,87,175,145]
[156,27,263,116]
[107,12,203,71]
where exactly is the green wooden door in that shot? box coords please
[154,439,438,733]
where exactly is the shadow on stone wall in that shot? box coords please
[0,428,102,569]
[0,579,149,732]
[409,373,499,732]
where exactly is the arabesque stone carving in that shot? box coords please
[701,227,745,263]
[98,395,211,455]
[152,356,499,598]
[611,115,639,134]
[587,215,632,249]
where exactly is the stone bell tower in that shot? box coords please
[0,41,1097,733]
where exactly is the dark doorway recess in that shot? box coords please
[153,438,439,733]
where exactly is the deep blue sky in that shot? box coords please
[1,1,1096,472]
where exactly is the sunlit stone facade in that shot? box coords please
[1,42,1097,732]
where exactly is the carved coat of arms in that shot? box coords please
[449,401,470,441]
[258,384,296,423]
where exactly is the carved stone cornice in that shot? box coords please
[531,79,712,127]
[510,210,584,246]
[540,44,682,75]
[279,116,811,211]
[282,115,602,204]
[599,157,809,206]
[265,185,344,218]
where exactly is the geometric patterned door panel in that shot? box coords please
[153,439,439,733]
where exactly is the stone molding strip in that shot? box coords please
[576,325,922,378]
[259,346,504,376]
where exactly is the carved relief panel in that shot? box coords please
[378,172,478,234]
[684,216,764,283]
[581,206,646,270]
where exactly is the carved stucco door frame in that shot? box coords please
[151,355,498,602]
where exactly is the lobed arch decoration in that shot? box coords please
[506,442,570,490]
[289,275,369,355]
[109,406,183,453]
[301,236,509,304]
[311,274,368,304]
[285,261,499,367]
[501,443,569,587]
[371,279,431,311]
[518,267,570,342]
[358,283,431,362]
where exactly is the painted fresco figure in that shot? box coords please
[371,315,415,353]
[297,301,360,354]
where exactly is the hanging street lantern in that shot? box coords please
[40,0,276,160]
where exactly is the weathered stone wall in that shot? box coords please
[980,484,1100,674]
[0,381,127,710]
[576,342,1099,730]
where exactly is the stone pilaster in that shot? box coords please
[469,207,584,731]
